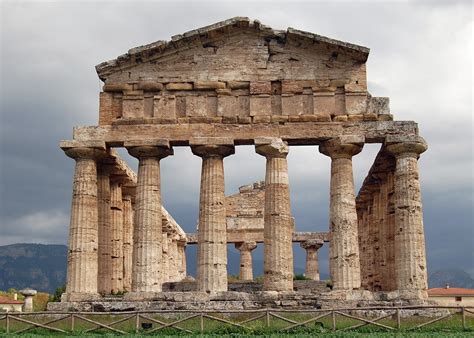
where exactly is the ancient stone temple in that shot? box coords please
[54,17,429,310]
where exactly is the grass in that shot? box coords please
[0,312,472,336]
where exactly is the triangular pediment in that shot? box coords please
[96,17,369,83]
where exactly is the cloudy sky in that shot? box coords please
[1,0,472,278]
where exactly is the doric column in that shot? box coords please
[191,138,235,293]
[319,135,364,290]
[300,239,324,281]
[109,178,124,293]
[122,194,133,292]
[235,241,257,281]
[61,142,106,301]
[97,166,112,295]
[125,140,172,297]
[161,233,169,283]
[386,136,428,298]
[255,137,293,292]
[168,238,179,282]
[177,240,187,280]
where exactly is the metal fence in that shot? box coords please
[0,306,473,334]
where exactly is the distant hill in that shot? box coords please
[0,243,67,294]
[429,268,474,289]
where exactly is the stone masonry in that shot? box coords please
[58,17,430,306]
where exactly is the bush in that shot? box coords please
[50,285,66,302]
[294,274,311,280]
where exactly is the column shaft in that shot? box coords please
[133,156,163,293]
[197,155,228,292]
[235,241,257,281]
[122,195,133,292]
[256,138,293,292]
[110,181,124,293]
[97,169,111,294]
[64,146,105,300]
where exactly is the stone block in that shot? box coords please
[363,113,378,121]
[217,95,237,117]
[185,96,208,117]
[122,96,144,119]
[154,95,176,120]
[103,83,133,92]
[227,81,250,89]
[252,115,271,123]
[99,92,114,125]
[333,115,348,122]
[346,93,368,115]
[166,82,193,90]
[250,81,271,95]
[194,81,226,90]
[271,115,289,123]
[281,80,304,94]
[368,96,390,115]
[250,95,271,116]
[137,82,164,91]
[313,92,335,116]
[282,94,304,115]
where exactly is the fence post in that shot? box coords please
[461,307,466,330]
[396,308,401,330]
[331,310,336,331]
[265,309,270,328]
[200,313,204,333]
[135,312,140,333]
[6,313,9,334]
[71,314,75,332]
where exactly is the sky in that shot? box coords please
[0,0,472,278]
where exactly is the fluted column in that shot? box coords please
[192,140,234,293]
[109,179,124,293]
[300,239,324,281]
[62,145,106,301]
[161,233,169,283]
[97,166,112,295]
[122,194,133,292]
[256,137,293,292]
[319,136,364,290]
[177,240,187,280]
[125,141,172,297]
[168,238,179,282]
[386,136,428,298]
[235,241,257,281]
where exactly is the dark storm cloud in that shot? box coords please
[0,1,472,277]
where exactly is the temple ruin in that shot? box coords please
[53,17,429,310]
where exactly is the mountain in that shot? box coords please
[429,268,474,289]
[0,243,67,294]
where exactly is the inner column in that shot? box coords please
[191,138,235,293]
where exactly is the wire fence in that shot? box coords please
[0,305,473,334]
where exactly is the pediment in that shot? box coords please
[96,17,369,84]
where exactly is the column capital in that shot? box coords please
[61,140,107,160]
[125,140,173,159]
[255,137,289,158]
[319,135,364,159]
[235,241,257,252]
[191,144,235,158]
[385,136,427,158]
[300,239,324,251]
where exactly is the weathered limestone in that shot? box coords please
[301,239,324,281]
[177,240,187,280]
[122,194,133,291]
[320,136,363,290]
[61,143,107,301]
[168,238,179,282]
[255,137,293,292]
[19,289,37,312]
[386,136,428,298]
[110,178,124,293]
[191,138,235,293]
[97,166,112,295]
[125,140,173,297]
[235,241,257,280]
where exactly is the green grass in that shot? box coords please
[0,312,472,336]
